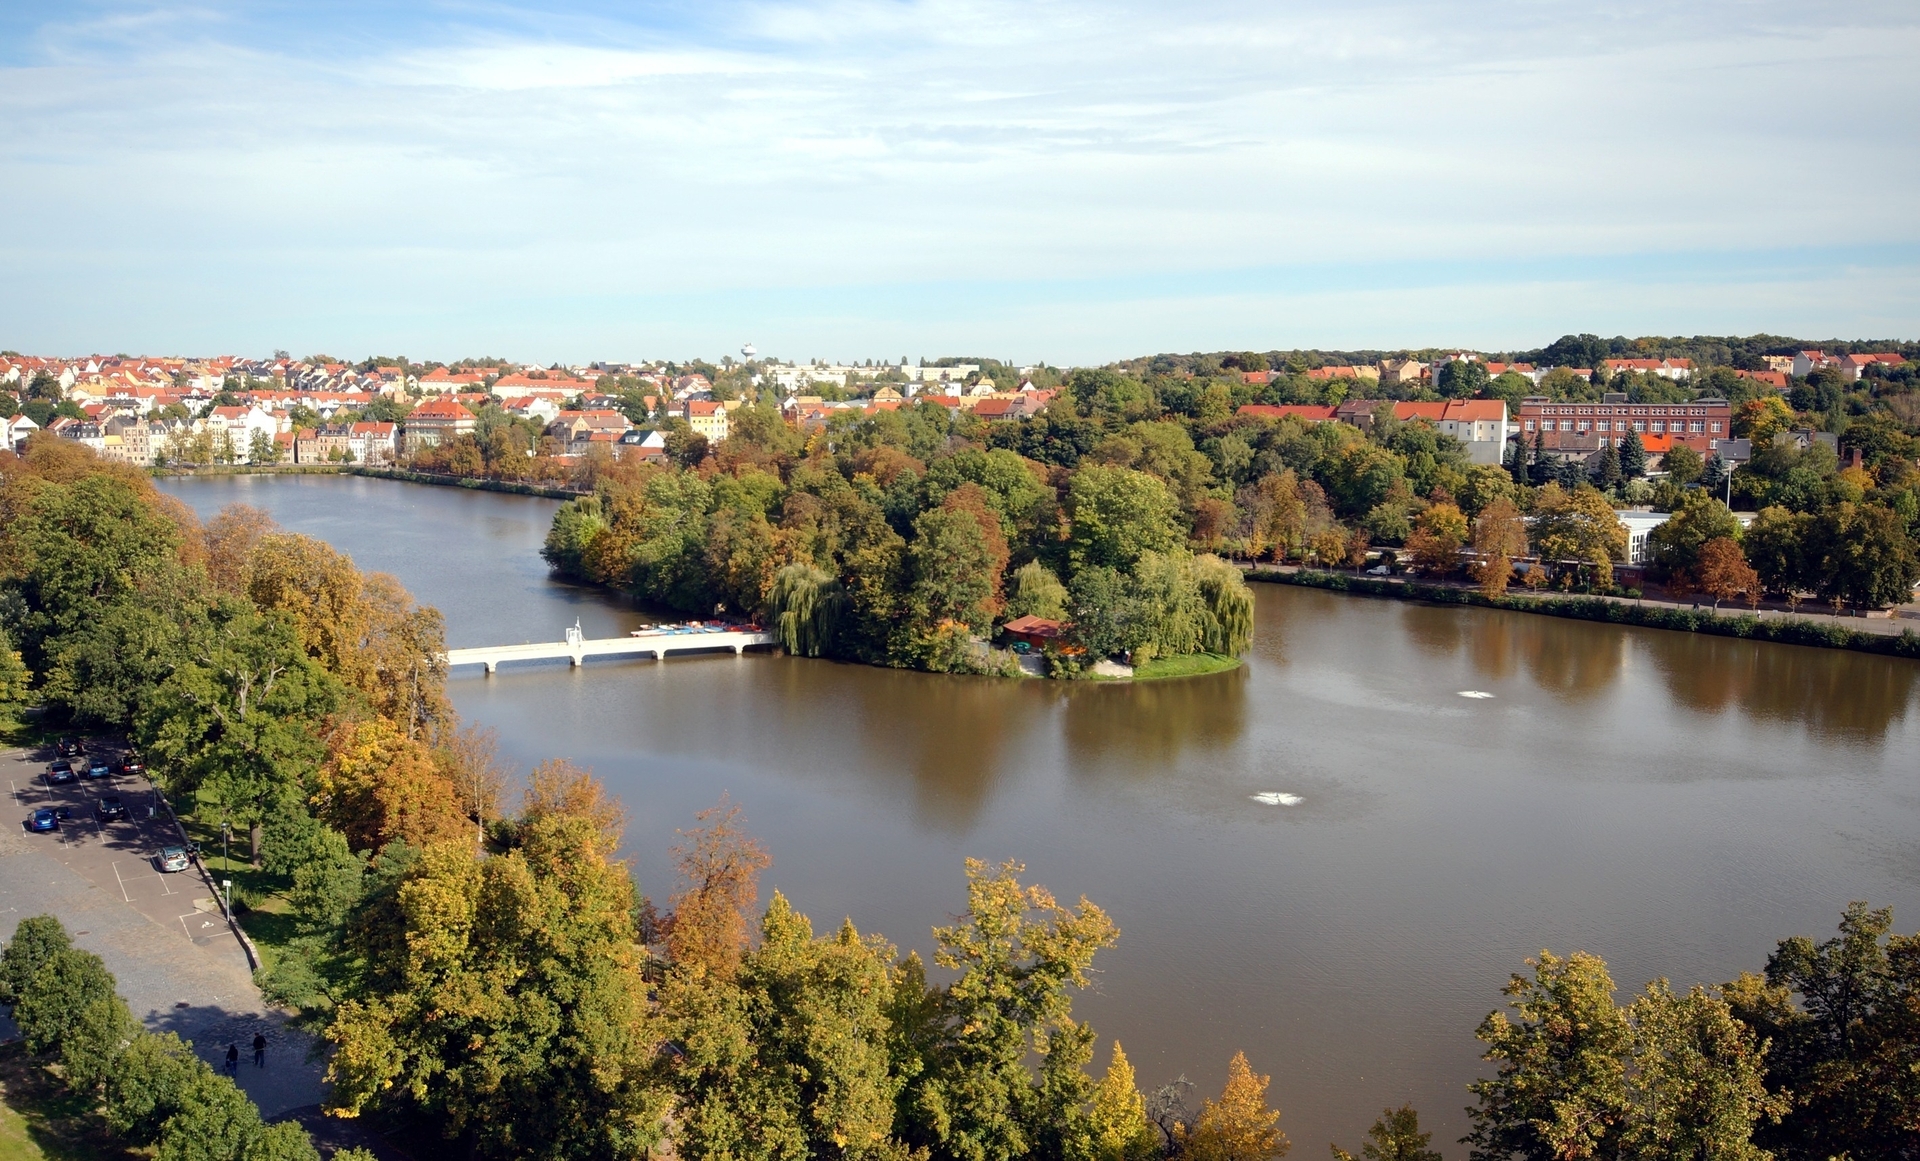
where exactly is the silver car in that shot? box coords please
[157,845,190,873]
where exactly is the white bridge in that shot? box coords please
[445,623,778,675]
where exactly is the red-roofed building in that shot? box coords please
[685,399,729,442]
[403,396,476,456]
[1733,369,1789,391]
[1517,395,1729,458]
[1834,352,1908,380]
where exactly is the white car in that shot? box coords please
[1365,564,1392,576]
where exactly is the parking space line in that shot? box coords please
[112,861,132,903]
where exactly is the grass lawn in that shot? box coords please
[1131,652,1243,681]
[0,1045,139,1161]
[173,814,300,971]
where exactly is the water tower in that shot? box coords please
[741,341,757,361]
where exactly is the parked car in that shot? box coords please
[85,759,113,780]
[45,762,77,785]
[1365,564,1392,576]
[96,795,126,820]
[27,808,58,832]
[157,845,190,873]
[55,737,84,757]
[118,755,147,777]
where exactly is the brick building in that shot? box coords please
[1516,394,1730,458]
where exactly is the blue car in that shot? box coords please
[85,760,112,780]
[45,762,77,786]
[27,808,58,832]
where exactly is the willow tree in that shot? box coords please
[1192,554,1254,656]
[768,562,842,657]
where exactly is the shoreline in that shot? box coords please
[151,463,589,500]
[1246,567,1920,661]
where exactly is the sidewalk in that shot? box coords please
[1240,561,1920,637]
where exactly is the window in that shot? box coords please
[1710,421,1722,433]
[1651,421,1665,434]
[1524,420,1535,431]
[1689,421,1703,433]
[1631,421,1645,432]
[1559,420,1574,432]
[1577,420,1590,432]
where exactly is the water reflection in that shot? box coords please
[1402,604,1626,702]
[1642,633,1919,743]
[1062,666,1249,780]
[847,669,1050,832]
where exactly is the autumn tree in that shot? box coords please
[664,795,772,979]
[1177,1051,1289,1161]
[439,722,511,846]
[521,758,628,855]
[315,715,468,852]
[1527,484,1627,589]
[1470,498,1528,596]
[325,816,669,1160]
[1330,1106,1440,1161]
[1082,1041,1157,1161]
[1693,537,1759,611]
[1247,470,1309,561]
[1404,502,1467,575]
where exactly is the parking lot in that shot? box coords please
[2,735,323,1119]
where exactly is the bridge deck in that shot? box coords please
[445,628,778,674]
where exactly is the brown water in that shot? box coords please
[159,474,1920,1153]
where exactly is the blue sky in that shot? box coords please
[3,0,1917,364]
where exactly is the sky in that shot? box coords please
[2,0,1917,365]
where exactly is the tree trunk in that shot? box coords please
[249,820,263,869]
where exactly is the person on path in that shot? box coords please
[253,1032,267,1068]
[225,1044,239,1075]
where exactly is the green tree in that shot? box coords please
[0,625,30,705]
[1330,1106,1440,1161]
[666,893,904,1161]
[1646,490,1740,582]
[1464,951,1630,1161]
[1661,442,1704,486]
[107,1032,205,1144]
[158,1066,266,1161]
[898,859,1119,1161]
[1742,505,1810,598]
[1438,360,1490,400]
[908,493,1007,639]
[540,495,607,580]
[1066,566,1150,661]
[12,944,136,1091]
[0,913,71,1008]
[1527,484,1628,589]
[1068,466,1180,573]
[1622,981,1782,1161]
[768,563,843,658]
[1618,430,1648,479]
[1727,901,1920,1161]
[1804,501,1920,609]
[1005,561,1069,622]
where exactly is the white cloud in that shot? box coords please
[0,0,1916,359]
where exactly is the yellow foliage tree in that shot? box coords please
[1086,1041,1157,1161]
[1470,498,1529,597]
[1178,1052,1289,1161]
[521,758,628,855]
[316,716,468,851]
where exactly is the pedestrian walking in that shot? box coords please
[253,1032,266,1068]
[225,1043,239,1075]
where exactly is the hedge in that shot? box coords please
[1245,568,1920,660]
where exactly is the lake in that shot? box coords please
[158,473,1920,1153]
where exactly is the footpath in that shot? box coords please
[1239,561,1920,646]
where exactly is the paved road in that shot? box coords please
[2,737,323,1118]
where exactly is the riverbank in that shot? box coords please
[1245,566,1920,660]
[151,463,345,478]
[347,466,588,499]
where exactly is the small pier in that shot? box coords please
[445,623,778,675]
